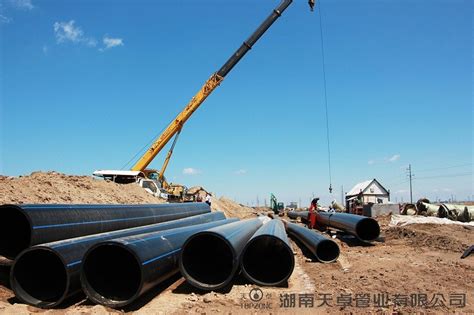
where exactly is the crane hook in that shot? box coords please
[329,184,333,194]
[308,0,315,11]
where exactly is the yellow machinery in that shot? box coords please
[94,0,315,201]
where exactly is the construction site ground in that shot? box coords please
[0,172,473,314]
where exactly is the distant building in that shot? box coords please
[346,179,390,205]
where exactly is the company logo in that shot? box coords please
[249,288,264,302]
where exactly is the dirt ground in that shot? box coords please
[0,173,473,314]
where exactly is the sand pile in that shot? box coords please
[210,196,256,219]
[0,171,164,204]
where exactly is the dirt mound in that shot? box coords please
[210,196,256,219]
[384,223,473,253]
[0,171,164,204]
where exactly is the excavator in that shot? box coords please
[94,0,316,201]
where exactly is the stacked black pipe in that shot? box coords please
[0,203,210,259]
[80,217,239,307]
[1,202,216,307]
[11,211,224,308]
[1,201,383,310]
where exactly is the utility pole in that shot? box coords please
[341,185,344,204]
[407,164,414,203]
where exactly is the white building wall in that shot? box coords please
[365,182,387,195]
[362,195,389,204]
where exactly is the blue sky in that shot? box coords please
[1,0,472,206]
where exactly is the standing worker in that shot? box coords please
[308,197,319,229]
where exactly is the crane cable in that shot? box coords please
[317,1,333,194]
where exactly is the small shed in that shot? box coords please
[346,179,390,205]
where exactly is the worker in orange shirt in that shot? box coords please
[308,197,319,229]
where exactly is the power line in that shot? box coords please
[414,172,472,180]
[415,163,472,173]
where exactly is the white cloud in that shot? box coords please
[102,36,123,49]
[369,154,401,165]
[53,20,96,47]
[234,169,247,175]
[395,189,408,194]
[388,154,400,162]
[9,0,34,10]
[0,14,11,24]
[42,45,48,55]
[182,168,202,175]
[0,3,11,23]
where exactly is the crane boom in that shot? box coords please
[131,0,315,172]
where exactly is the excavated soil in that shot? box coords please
[0,172,164,204]
[0,172,473,314]
[385,223,473,253]
[210,196,257,219]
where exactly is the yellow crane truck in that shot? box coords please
[94,0,316,201]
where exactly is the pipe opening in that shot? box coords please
[355,218,380,241]
[0,206,31,259]
[181,233,234,288]
[242,236,294,285]
[11,248,67,307]
[82,244,141,304]
[315,240,340,263]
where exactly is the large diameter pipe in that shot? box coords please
[287,211,309,221]
[316,212,380,241]
[81,218,239,308]
[416,202,438,216]
[241,219,294,286]
[331,200,346,212]
[0,202,210,259]
[179,218,264,291]
[285,221,339,263]
[439,204,474,222]
[10,211,226,308]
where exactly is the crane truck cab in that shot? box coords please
[92,170,168,199]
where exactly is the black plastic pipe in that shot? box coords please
[241,219,294,286]
[285,221,339,263]
[179,218,264,291]
[0,202,210,259]
[81,218,239,308]
[287,211,309,221]
[10,211,225,308]
[316,212,380,241]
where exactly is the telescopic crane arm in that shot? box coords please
[131,0,315,172]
